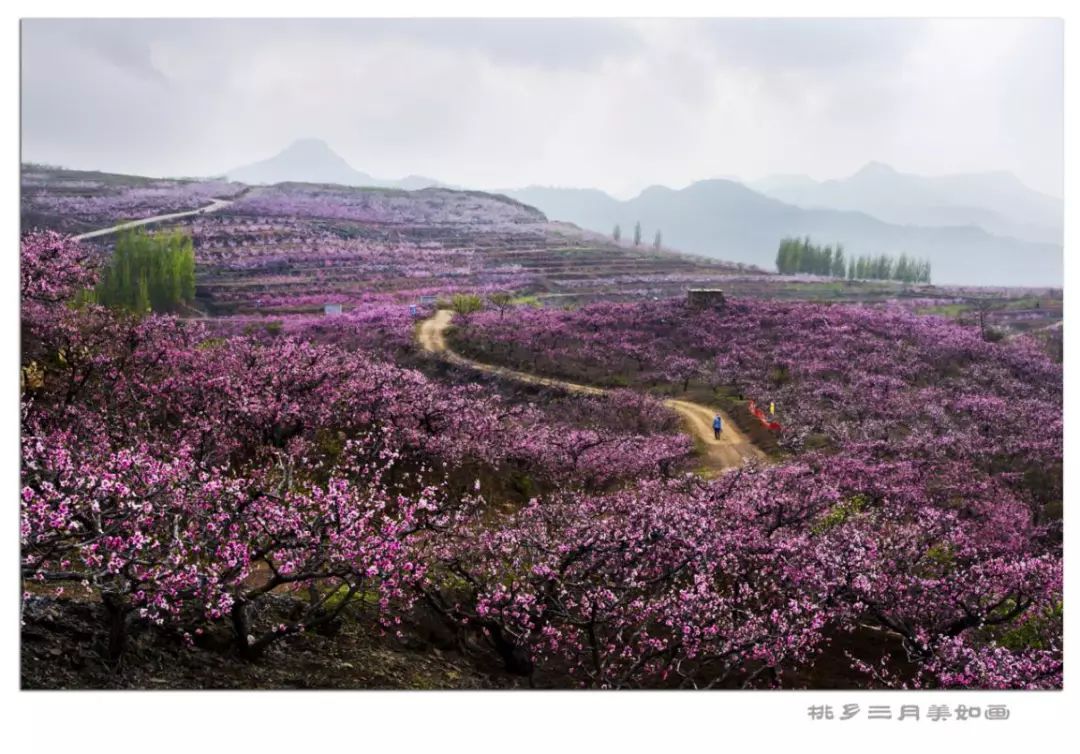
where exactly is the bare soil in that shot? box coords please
[21,595,518,690]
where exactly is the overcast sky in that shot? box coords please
[21,18,1063,198]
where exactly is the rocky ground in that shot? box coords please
[21,596,518,690]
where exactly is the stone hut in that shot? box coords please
[686,289,726,310]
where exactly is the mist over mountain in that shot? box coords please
[508,177,1062,287]
[220,141,1061,287]
[750,162,1063,245]
[226,139,442,190]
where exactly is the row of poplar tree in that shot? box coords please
[775,236,931,284]
[89,228,196,314]
[613,222,662,250]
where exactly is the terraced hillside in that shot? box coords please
[23,168,1062,339]
[21,164,244,235]
[170,182,761,314]
[19,167,764,315]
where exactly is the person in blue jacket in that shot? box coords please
[712,414,723,439]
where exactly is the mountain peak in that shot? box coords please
[226,140,446,191]
[277,138,348,162]
[851,161,899,179]
[638,183,676,198]
[228,139,371,187]
[681,177,767,199]
[282,137,332,151]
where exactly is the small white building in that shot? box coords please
[324,303,343,316]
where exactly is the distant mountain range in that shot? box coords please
[221,141,1061,287]
[226,139,442,191]
[749,162,1063,246]
[507,168,1063,287]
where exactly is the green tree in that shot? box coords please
[832,245,846,278]
[487,291,514,319]
[95,228,196,315]
[450,293,485,323]
[633,221,642,247]
[775,238,789,273]
[775,237,925,282]
[876,254,893,280]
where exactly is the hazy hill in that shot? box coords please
[500,187,623,231]
[751,162,1063,245]
[508,178,1062,287]
[227,139,442,190]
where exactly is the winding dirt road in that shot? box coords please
[73,198,234,241]
[1006,318,1063,342]
[418,309,765,473]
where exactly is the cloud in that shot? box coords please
[691,18,930,71]
[20,18,1063,198]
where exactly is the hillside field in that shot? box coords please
[20,169,1062,690]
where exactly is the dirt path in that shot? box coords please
[418,309,765,473]
[1006,318,1063,342]
[663,398,765,469]
[74,198,234,241]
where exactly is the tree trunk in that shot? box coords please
[231,600,255,660]
[102,594,129,665]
